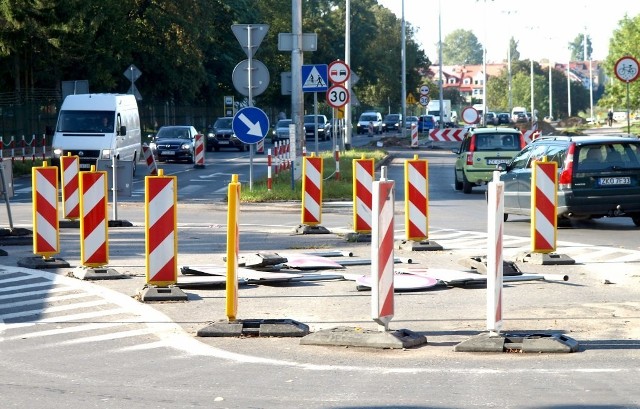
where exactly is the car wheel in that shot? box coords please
[454,169,463,191]
[504,213,509,222]
[132,153,137,177]
[462,174,473,194]
[632,215,640,227]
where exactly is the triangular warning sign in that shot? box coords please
[303,66,326,89]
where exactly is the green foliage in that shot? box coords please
[569,34,593,61]
[508,37,520,62]
[442,29,483,65]
[599,14,640,112]
[240,148,387,202]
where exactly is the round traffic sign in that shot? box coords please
[328,60,350,84]
[419,84,430,95]
[232,107,270,144]
[326,84,349,108]
[232,59,270,97]
[614,56,640,83]
[419,95,430,106]
[462,106,480,125]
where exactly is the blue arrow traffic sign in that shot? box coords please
[302,64,328,93]
[232,107,270,144]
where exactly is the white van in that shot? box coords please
[52,94,142,174]
[511,106,527,123]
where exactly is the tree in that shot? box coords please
[442,29,483,65]
[569,33,593,61]
[599,14,640,113]
[509,37,520,62]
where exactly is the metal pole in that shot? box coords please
[530,59,534,120]
[0,162,14,229]
[248,25,254,191]
[111,155,118,221]
[567,60,572,117]
[627,81,631,136]
[549,59,553,120]
[292,0,304,163]
[344,0,352,150]
[314,92,319,155]
[401,0,407,138]
[438,0,444,129]
[482,0,487,125]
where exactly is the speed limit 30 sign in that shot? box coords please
[326,84,349,108]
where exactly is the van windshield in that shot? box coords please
[57,110,115,133]
[360,114,377,122]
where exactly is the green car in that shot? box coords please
[453,127,526,193]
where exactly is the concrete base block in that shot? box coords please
[516,251,575,265]
[108,219,133,228]
[59,220,80,229]
[300,326,427,349]
[17,256,70,269]
[139,285,188,302]
[455,332,579,353]
[460,255,523,275]
[72,266,128,280]
[294,224,331,234]
[197,319,309,338]
[344,232,372,243]
[0,227,32,246]
[395,239,443,251]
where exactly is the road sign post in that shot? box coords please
[614,56,640,135]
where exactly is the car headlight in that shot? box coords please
[101,149,112,159]
[180,143,191,150]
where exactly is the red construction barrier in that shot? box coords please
[522,130,541,144]
[267,148,272,191]
[404,155,429,241]
[285,140,291,169]
[141,144,158,176]
[486,171,504,334]
[371,174,395,330]
[428,128,466,142]
[352,156,374,233]
[145,169,178,286]
[410,123,419,148]
[256,138,264,154]
[10,136,15,163]
[334,145,340,180]
[194,134,205,168]
[79,168,109,267]
[531,160,558,253]
[301,154,323,226]
[41,134,46,160]
[32,163,59,258]
[60,155,80,220]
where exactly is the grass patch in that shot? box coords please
[240,148,387,202]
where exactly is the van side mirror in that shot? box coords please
[119,125,126,135]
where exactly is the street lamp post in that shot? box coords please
[548,59,553,120]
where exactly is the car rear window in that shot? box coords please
[474,133,521,151]
[577,143,640,171]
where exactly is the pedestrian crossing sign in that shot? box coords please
[302,64,329,93]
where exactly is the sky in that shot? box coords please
[377,0,640,63]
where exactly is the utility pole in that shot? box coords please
[291,0,303,159]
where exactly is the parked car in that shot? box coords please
[303,114,331,141]
[208,117,248,152]
[271,119,301,144]
[515,112,528,123]
[498,135,640,226]
[497,112,511,125]
[405,116,419,130]
[418,115,436,132]
[152,125,197,163]
[485,112,498,126]
[356,111,383,134]
[453,127,526,194]
[382,113,402,132]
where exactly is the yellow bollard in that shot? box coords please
[226,174,241,321]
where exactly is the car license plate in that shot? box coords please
[79,163,90,170]
[598,176,631,186]
[218,140,229,145]
[486,158,507,165]
[160,150,175,155]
